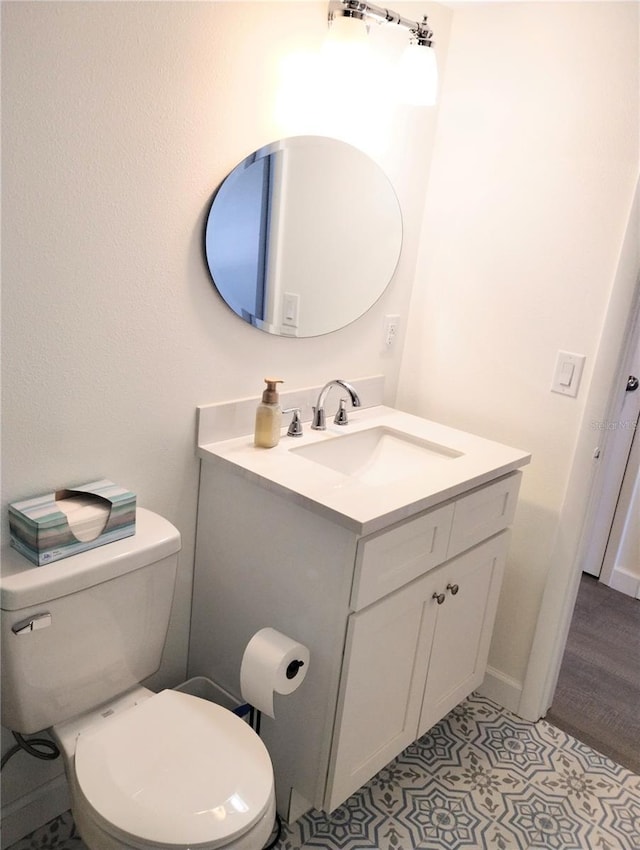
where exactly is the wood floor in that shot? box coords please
[545,573,640,775]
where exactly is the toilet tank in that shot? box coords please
[1,508,181,734]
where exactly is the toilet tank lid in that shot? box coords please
[1,508,181,611]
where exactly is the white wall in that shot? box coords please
[0,0,451,839]
[398,1,640,706]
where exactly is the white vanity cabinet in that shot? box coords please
[326,532,509,810]
[324,472,519,810]
[189,436,525,821]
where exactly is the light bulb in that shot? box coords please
[326,13,369,46]
[323,14,372,78]
[398,43,438,107]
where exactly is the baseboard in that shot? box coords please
[607,567,640,599]
[478,666,523,715]
[286,787,314,824]
[0,773,70,847]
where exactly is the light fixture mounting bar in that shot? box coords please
[328,0,434,45]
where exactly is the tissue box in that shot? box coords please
[9,479,136,566]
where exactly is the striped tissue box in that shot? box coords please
[8,479,136,566]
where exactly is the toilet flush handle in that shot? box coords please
[12,612,52,635]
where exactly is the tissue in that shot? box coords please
[9,479,136,566]
[55,494,111,542]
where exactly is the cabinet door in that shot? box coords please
[418,531,509,736]
[325,577,436,812]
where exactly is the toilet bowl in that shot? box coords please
[54,687,276,850]
[1,508,276,850]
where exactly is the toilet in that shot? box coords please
[1,508,276,850]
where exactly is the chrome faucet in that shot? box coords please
[311,380,361,430]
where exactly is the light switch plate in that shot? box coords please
[551,351,586,397]
[282,292,300,328]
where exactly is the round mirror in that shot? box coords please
[204,136,403,337]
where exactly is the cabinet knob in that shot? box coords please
[446,583,459,595]
[432,591,446,605]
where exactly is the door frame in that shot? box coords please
[582,309,640,580]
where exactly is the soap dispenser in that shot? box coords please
[254,378,283,448]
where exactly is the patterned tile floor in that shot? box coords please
[9,694,640,850]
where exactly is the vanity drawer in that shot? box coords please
[448,471,522,558]
[351,503,455,610]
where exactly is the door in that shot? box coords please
[583,332,640,579]
[600,408,640,595]
[325,576,436,811]
[418,532,509,735]
[326,532,510,812]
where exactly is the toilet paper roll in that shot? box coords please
[240,628,309,719]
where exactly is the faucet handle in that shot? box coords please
[283,407,303,437]
[334,398,350,426]
[311,405,326,431]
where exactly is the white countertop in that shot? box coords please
[197,406,531,535]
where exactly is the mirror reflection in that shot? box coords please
[205,136,403,337]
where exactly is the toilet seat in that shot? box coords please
[74,689,274,848]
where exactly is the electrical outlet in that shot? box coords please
[383,314,400,348]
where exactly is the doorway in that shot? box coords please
[518,181,640,723]
[599,406,639,597]
[541,273,640,770]
[544,571,640,774]
[583,332,640,595]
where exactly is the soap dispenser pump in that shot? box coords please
[254,378,283,448]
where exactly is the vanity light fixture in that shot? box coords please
[328,0,438,106]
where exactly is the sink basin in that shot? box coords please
[198,402,531,534]
[290,426,463,486]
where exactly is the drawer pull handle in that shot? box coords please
[432,591,446,605]
[447,583,459,595]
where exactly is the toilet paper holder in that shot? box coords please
[286,658,305,679]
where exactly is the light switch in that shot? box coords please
[282,292,300,328]
[551,351,586,397]
[559,361,574,387]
